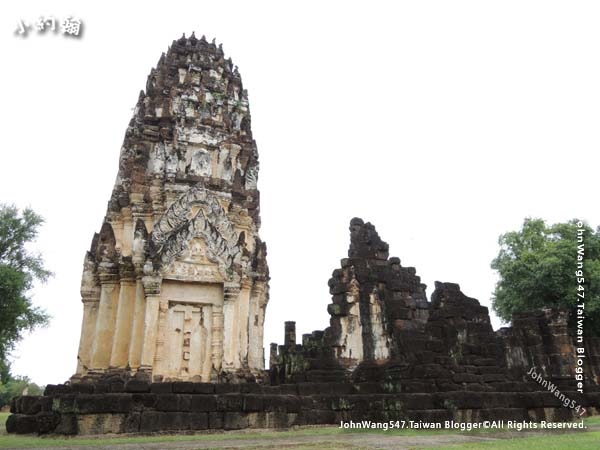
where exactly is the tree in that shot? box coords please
[0,205,52,382]
[491,218,600,336]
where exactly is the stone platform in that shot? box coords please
[8,380,600,435]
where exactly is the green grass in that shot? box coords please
[582,415,600,426]
[1,412,599,449]
[0,413,8,436]
[418,431,600,449]
[0,427,336,448]
[0,416,370,449]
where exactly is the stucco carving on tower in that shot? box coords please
[74,34,269,382]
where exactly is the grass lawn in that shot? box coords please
[418,431,600,450]
[0,414,394,448]
[0,414,346,448]
[1,412,599,449]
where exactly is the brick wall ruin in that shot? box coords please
[8,378,598,435]
[6,36,600,435]
[271,219,599,395]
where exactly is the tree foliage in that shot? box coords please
[491,218,600,336]
[0,205,52,382]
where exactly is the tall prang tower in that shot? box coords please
[75,34,269,382]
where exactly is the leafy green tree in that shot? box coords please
[0,205,51,382]
[491,218,600,336]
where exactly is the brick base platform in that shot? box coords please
[7,380,600,435]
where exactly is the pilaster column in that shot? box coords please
[222,282,240,369]
[109,260,136,368]
[120,208,133,256]
[153,298,169,377]
[129,220,147,371]
[237,280,252,366]
[139,274,162,375]
[90,262,120,371]
[75,288,100,375]
[248,281,267,370]
[127,273,146,370]
[211,303,224,374]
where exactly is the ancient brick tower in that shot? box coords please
[74,34,269,382]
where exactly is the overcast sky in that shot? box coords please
[2,1,599,386]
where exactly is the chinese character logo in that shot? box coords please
[61,16,81,36]
[15,15,83,38]
[35,16,56,33]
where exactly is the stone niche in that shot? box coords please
[73,34,269,383]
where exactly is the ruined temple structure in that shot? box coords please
[8,222,600,435]
[74,34,269,383]
[271,218,600,391]
[7,36,600,435]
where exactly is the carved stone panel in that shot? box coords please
[164,303,213,381]
[155,281,224,380]
[163,237,223,283]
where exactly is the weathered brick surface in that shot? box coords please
[140,411,161,433]
[150,383,172,394]
[224,412,248,430]
[190,394,217,411]
[172,382,195,394]
[190,412,208,430]
[75,394,132,414]
[208,411,223,429]
[125,380,150,393]
[193,383,215,394]
[54,414,78,435]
